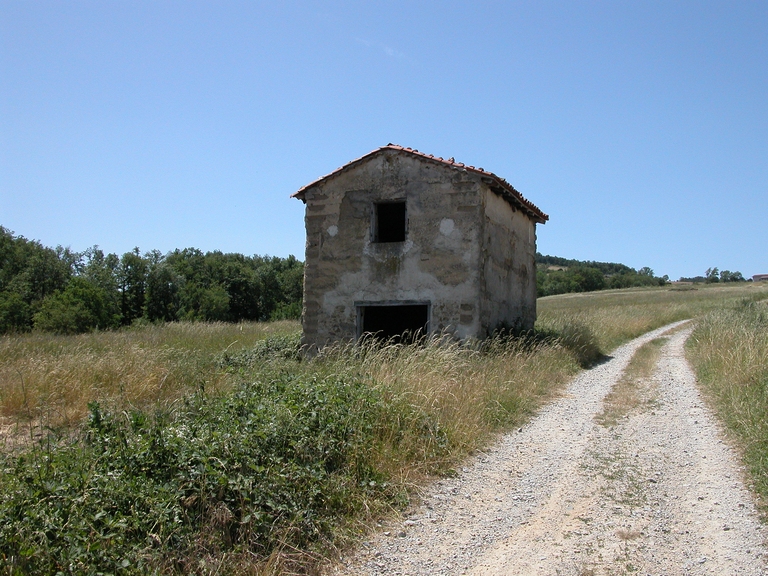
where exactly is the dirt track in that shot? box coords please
[330,322,767,575]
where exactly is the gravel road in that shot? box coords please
[329,321,767,575]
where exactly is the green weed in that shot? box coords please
[0,373,407,574]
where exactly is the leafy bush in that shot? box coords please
[0,372,407,574]
[218,331,303,369]
[32,277,114,334]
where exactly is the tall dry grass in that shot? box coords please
[308,335,579,479]
[0,320,299,430]
[537,283,768,352]
[3,283,765,439]
[4,284,765,445]
[687,299,768,505]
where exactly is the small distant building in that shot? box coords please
[753,274,768,282]
[291,144,548,348]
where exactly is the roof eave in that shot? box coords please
[481,177,549,224]
[290,146,389,202]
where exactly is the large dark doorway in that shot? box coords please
[358,303,429,343]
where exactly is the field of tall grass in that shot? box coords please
[0,321,298,432]
[1,282,766,574]
[1,326,581,574]
[538,282,767,351]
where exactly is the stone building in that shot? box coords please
[291,144,548,348]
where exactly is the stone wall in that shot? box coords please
[299,149,538,348]
[479,188,538,333]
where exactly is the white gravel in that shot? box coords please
[329,321,767,575]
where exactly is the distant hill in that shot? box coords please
[535,253,668,297]
[536,254,635,276]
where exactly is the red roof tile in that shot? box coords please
[292,144,548,223]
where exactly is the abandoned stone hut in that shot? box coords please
[291,144,548,348]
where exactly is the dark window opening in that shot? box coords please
[359,304,429,343]
[373,201,406,243]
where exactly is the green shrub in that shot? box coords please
[32,277,114,334]
[218,331,303,369]
[0,371,412,574]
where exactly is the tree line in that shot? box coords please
[678,267,748,283]
[536,253,669,297]
[0,226,304,335]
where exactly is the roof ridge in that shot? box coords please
[292,145,548,222]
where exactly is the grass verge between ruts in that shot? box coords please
[595,337,667,427]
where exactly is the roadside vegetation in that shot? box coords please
[1,324,578,574]
[537,283,763,351]
[687,297,768,510]
[1,282,766,574]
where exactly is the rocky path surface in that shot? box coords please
[329,322,767,575]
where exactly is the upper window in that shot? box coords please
[373,201,406,243]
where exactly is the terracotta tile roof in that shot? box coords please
[292,144,548,223]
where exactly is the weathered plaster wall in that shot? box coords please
[301,150,485,347]
[480,189,538,333]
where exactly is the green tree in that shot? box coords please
[2,228,305,330]
[273,255,304,320]
[166,248,208,320]
[0,292,31,333]
[145,263,182,322]
[118,249,149,324]
[222,260,261,321]
[572,266,605,292]
[199,284,230,321]
[81,247,121,327]
[33,277,112,334]
[0,227,71,331]
[719,270,746,283]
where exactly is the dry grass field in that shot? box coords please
[1,282,766,574]
[537,282,767,351]
[0,320,298,432]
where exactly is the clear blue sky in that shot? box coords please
[2,1,766,280]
